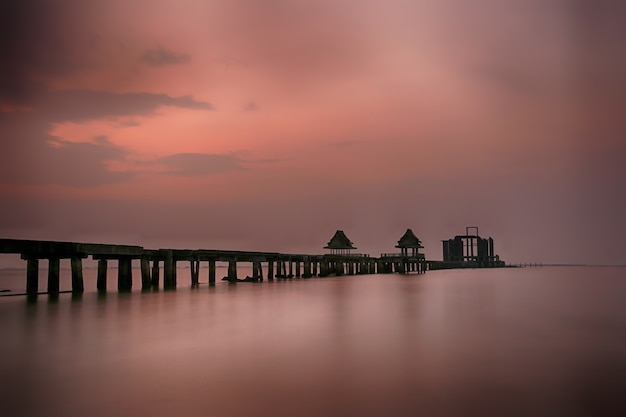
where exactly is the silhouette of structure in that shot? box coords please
[395,228,424,257]
[439,227,504,268]
[0,226,515,298]
[378,228,427,274]
[324,230,357,255]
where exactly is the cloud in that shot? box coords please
[141,46,191,67]
[38,90,212,123]
[0,89,212,187]
[0,133,133,187]
[151,153,244,176]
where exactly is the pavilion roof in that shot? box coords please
[395,228,423,248]
[324,230,357,249]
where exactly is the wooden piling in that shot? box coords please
[151,260,159,288]
[97,259,108,292]
[118,258,132,292]
[48,258,60,294]
[209,260,216,284]
[303,260,312,278]
[141,258,151,290]
[26,258,39,295]
[164,251,176,290]
[71,257,84,293]
[228,260,238,281]
[190,260,199,287]
[267,260,274,281]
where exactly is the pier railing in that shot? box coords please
[380,253,425,259]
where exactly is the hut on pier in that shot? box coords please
[324,230,357,255]
[396,228,424,257]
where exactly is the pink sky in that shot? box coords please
[1,0,625,264]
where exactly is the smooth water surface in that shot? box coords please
[1,267,626,417]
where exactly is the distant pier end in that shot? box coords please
[431,226,505,269]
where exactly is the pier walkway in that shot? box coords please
[0,238,427,296]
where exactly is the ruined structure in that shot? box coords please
[440,227,504,268]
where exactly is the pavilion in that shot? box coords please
[324,230,357,255]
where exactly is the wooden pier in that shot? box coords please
[0,237,427,296]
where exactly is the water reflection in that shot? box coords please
[1,267,626,416]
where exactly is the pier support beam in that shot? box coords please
[164,251,176,290]
[71,257,84,293]
[48,258,60,294]
[118,258,132,292]
[303,260,312,278]
[190,260,200,288]
[97,259,108,292]
[141,258,151,290]
[209,260,216,284]
[228,260,238,281]
[267,260,274,281]
[151,260,160,288]
[26,258,39,295]
[295,261,301,278]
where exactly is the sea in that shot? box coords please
[1,265,625,417]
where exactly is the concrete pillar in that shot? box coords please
[336,261,344,276]
[151,260,160,288]
[348,262,354,275]
[312,260,318,277]
[209,260,216,284]
[228,260,238,281]
[252,261,261,280]
[190,260,199,287]
[164,251,175,290]
[141,258,151,290]
[288,259,293,278]
[71,257,84,293]
[320,259,328,277]
[268,260,274,281]
[303,260,311,278]
[48,258,60,294]
[26,258,39,295]
[97,259,108,292]
[295,261,301,278]
[118,258,132,292]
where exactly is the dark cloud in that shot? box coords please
[0,0,107,106]
[38,90,212,123]
[0,89,212,187]
[141,46,191,67]
[152,153,244,176]
[0,132,132,187]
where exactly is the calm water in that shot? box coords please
[1,266,626,417]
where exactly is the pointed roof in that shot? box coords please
[395,228,423,248]
[324,230,357,249]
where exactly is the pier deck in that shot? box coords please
[1,238,427,296]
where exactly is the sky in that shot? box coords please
[1,0,625,264]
